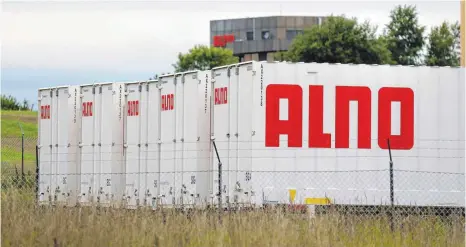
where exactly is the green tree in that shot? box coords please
[1,94,31,111]
[273,51,291,62]
[172,45,239,72]
[425,21,460,66]
[286,16,393,64]
[384,5,426,65]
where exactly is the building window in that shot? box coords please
[286,29,304,40]
[238,55,244,62]
[246,31,254,41]
[258,52,267,61]
[261,30,271,40]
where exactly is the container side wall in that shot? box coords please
[248,62,465,207]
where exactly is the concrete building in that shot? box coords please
[210,16,326,62]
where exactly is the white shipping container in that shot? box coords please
[210,64,257,208]
[158,71,212,208]
[37,86,80,206]
[210,61,465,207]
[78,83,125,206]
[37,61,465,209]
[123,81,151,208]
[123,71,212,209]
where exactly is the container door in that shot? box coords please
[195,71,212,207]
[38,89,53,204]
[96,84,117,206]
[159,76,177,207]
[211,67,235,208]
[178,72,200,207]
[55,87,80,206]
[145,82,160,209]
[79,85,96,205]
[237,64,255,205]
[124,83,147,208]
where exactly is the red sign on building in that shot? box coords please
[213,34,235,47]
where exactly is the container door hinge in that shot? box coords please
[99,87,102,94]
[92,87,96,94]
[138,84,142,92]
[235,67,239,75]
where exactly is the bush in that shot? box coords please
[1,95,31,111]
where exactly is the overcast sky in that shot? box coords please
[1,0,461,107]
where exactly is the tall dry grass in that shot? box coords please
[2,189,464,247]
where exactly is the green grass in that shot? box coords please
[1,110,38,137]
[1,110,38,167]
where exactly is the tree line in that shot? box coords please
[171,4,460,73]
[1,94,33,111]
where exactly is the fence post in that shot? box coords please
[36,145,39,205]
[211,140,222,224]
[18,122,25,183]
[387,138,394,232]
[22,133,25,180]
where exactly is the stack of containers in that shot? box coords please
[37,61,465,209]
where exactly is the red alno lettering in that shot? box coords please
[265,84,414,150]
[215,87,228,105]
[82,102,93,117]
[161,94,174,111]
[40,105,51,119]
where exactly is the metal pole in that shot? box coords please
[18,122,25,183]
[387,138,394,232]
[212,140,222,224]
[22,133,25,180]
[35,145,40,204]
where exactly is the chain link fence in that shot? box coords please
[1,137,464,236]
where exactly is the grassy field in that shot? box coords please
[1,189,464,247]
[1,110,38,137]
[1,110,38,170]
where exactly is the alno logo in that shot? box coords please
[127,100,139,116]
[214,87,228,105]
[82,102,93,117]
[40,105,51,119]
[265,85,414,150]
[161,94,174,111]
